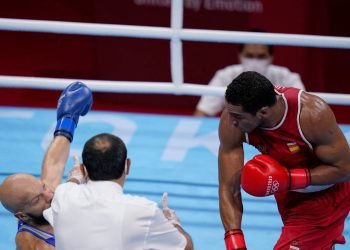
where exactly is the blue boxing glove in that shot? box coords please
[54,81,93,142]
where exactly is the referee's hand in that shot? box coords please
[67,155,88,184]
[161,192,181,226]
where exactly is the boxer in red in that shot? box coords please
[219,71,350,250]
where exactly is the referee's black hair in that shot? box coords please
[83,133,127,181]
[225,71,277,115]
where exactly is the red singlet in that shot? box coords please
[246,87,350,250]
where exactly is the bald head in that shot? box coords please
[0,173,38,213]
[93,136,111,153]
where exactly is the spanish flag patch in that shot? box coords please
[287,142,300,153]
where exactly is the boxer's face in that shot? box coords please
[22,179,53,216]
[226,104,260,133]
[0,174,53,225]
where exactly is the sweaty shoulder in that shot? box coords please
[16,232,34,249]
[16,232,54,250]
[299,91,336,144]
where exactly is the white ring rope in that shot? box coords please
[0,75,225,96]
[1,75,350,106]
[0,0,349,105]
[0,18,350,49]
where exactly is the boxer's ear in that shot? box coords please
[15,212,30,221]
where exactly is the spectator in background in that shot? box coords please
[194,29,305,117]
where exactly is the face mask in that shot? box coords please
[240,57,271,75]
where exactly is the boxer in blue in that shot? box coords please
[0,81,93,249]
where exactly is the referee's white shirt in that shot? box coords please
[196,64,305,116]
[43,181,186,250]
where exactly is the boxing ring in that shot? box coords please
[0,1,350,249]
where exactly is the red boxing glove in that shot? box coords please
[241,154,311,196]
[224,229,247,250]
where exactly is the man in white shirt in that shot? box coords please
[44,133,193,250]
[195,42,305,116]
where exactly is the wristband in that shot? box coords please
[289,168,311,190]
[54,117,76,142]
[224,229,246,250]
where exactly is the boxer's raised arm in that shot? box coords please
[41,82,92,191]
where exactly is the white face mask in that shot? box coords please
[240,57,271,75]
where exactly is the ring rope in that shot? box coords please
[0,0,349,105]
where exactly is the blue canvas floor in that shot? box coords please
[0,106,350,249]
